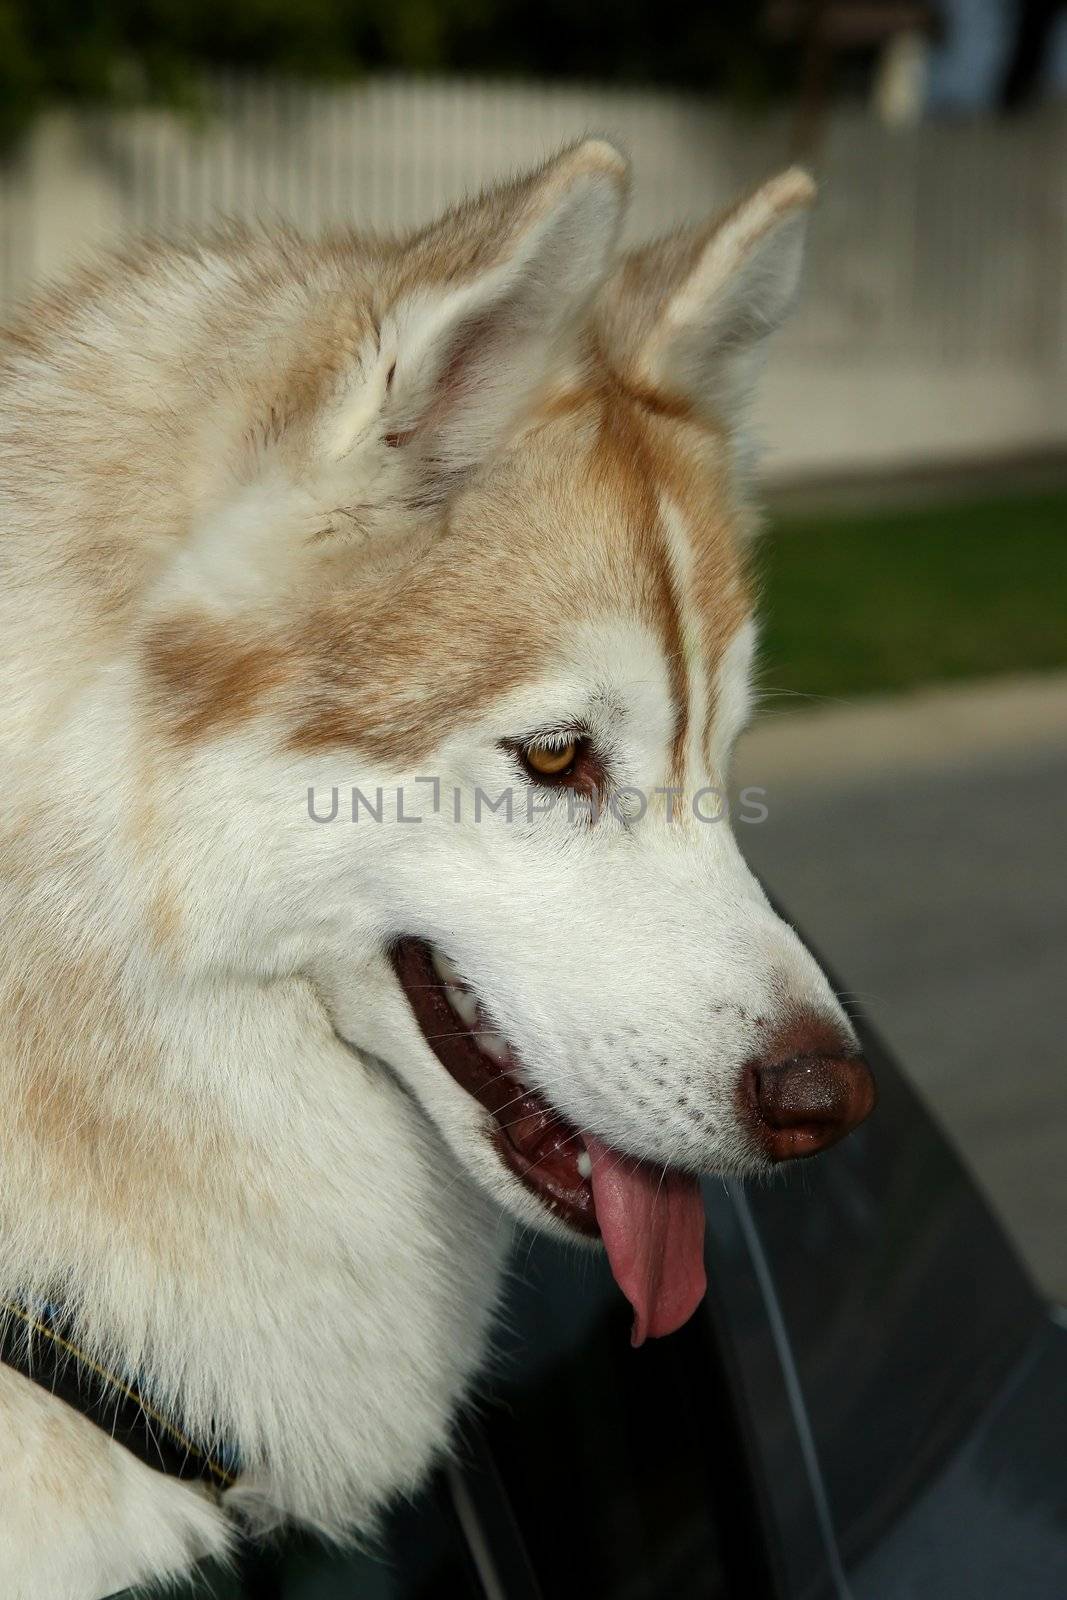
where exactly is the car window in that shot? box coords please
[476,1237,775,1600]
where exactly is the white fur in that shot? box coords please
[711,617,760,769]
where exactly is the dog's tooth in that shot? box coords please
[446,984,480,1028]
[576,1150,593,1180]
[432,948,465,987]
[478,1031,511,1065]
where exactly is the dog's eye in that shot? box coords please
[511,736,605,805]
[524,738,577,778]
[504,734,605,808]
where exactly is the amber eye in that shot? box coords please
[524,738,577,777]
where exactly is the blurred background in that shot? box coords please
[0,2,1063,1303]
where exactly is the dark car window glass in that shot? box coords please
[479,1238,774,1600]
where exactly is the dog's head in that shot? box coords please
[127,143,874,1339]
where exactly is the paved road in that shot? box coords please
[735,683,1067,1304]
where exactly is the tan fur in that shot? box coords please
[133,383,746,777]
[144,614,290,747]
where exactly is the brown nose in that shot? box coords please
[742,1030,876,1162]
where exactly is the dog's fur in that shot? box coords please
[0,143,854,1596]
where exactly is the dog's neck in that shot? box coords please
[0,845,509,1541]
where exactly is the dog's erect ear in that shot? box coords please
[597,168,814,423]
[326,140,629,501]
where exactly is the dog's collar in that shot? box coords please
[0,1295,240,1489]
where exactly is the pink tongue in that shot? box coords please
[583,1136,707,1347]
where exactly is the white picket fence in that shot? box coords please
[2,77,1065,480]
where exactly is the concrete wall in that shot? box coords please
[2,78,1065,482]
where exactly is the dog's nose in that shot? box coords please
[741,1017,876,1161]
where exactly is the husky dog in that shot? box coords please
[0,141,874,1596]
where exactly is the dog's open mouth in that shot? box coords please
[391,938,598,1230]
[390,938,707,1344]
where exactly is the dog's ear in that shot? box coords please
[597,168,814,424]
[325,139,629,502]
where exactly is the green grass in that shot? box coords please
[756,490,1067,703]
